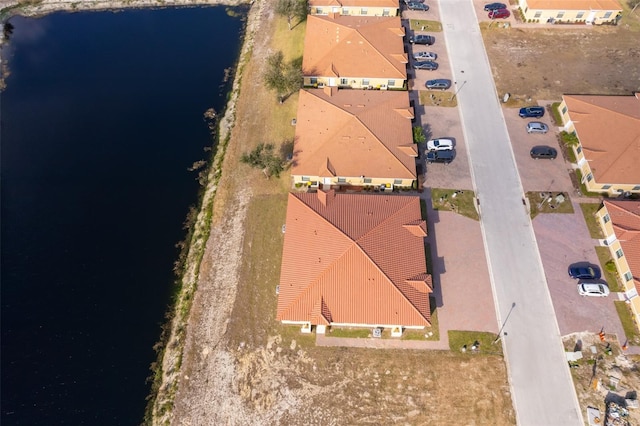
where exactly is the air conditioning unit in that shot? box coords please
[317,83,325,88]
[380,84,387,90]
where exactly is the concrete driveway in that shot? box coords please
[403,5,452,92]
[502,105,575,192]
[424,191,498,338]
[532,202,629,343]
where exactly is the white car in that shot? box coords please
[426,138,454,151]
[577,282,610,297]
[413,51,438,61]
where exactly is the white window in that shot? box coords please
[394,179,402,185]
[362,79,370,86]
[603,214,610,224]
[338,177,346,183]
[364,178,372,183]
[316,7,323,14]
[361,8,368,14]
[534,11,542,18]
[586,173,593,182]
[388,80,395,87]
[557,11,565,18]
[616,248,623,259]
[603,11,612,18]
[603,185,611,190]
[576,11,584,19]
[342,7,348,15]
[340,78,348,85]
[624,271,633,282]
[302,176,310,182]
[382,8,390,16]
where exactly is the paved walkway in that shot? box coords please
[440,0,583,424]
[316,334,449,350]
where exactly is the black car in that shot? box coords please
[407,2,429,10]
[413,60,438,70]
[426,149,455,163]
[425,79,451,90]
[484,2,507,10]
[409,34,435,45]
[519,106,545,118]
[530,145,557,159]
[568,265,601,280]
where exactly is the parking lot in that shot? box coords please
[502,104,575,193]
[532,203,628,343]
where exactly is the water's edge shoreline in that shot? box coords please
[1,1,259,424]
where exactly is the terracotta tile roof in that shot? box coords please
[605,200,640,293]
[309,0,399,9]
[277,191,431,327]
[564,94,640,185]
[291,88,416,179]
[302,15,407,80]
[526,0,621,10]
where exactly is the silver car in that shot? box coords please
[413,51,437,61]
[527,122,549,134]
[577,282,610,297]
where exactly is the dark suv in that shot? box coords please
[409,34,435,45]
[426,150,455,163]
[519,106,545,118]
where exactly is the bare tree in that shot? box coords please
[276,0,308,31]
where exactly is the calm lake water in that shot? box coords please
[1,7,244,424]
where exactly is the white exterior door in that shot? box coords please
[323,177,332,185]
[586,10,596,24]
[329,78,336,87]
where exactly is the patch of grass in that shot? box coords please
[579,203,604,239]
[448,331,503,356]
[614,301,640,346]
[226,194,289,349]
[327,328,371,338]
[550,102,563,126]
[419,91,458,108]
[403,297,439,341]
[594,246,623,292]
[527,191,574,219]
[431,188,479,221]
[409,19,443,32]
[276,323,318,349]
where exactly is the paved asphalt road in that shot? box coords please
[438,1,583,424]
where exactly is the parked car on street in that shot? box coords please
[577,282,610,297]
[484,2,507,10]
[425,79,451,90]
[426,138,454,151]
[527,122,549,134]
[530,146,557,159]
[413,51,438,60]
[407,2,429,11]
[568,265,601,280]
[519,106,545,118]
[426,150,455,163]
[413,60,438,70]
[409,34,435,45]
[488,8,510,18]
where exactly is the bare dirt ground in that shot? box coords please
[482,24,640,102]
[564,332,640,425]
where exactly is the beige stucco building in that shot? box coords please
[559,94,640,196]
[302,14,407,90]
[596,200,640,327]
[518,0,622,23]
[308,0,399,16]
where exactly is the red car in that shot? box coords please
[488,8,510,18]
